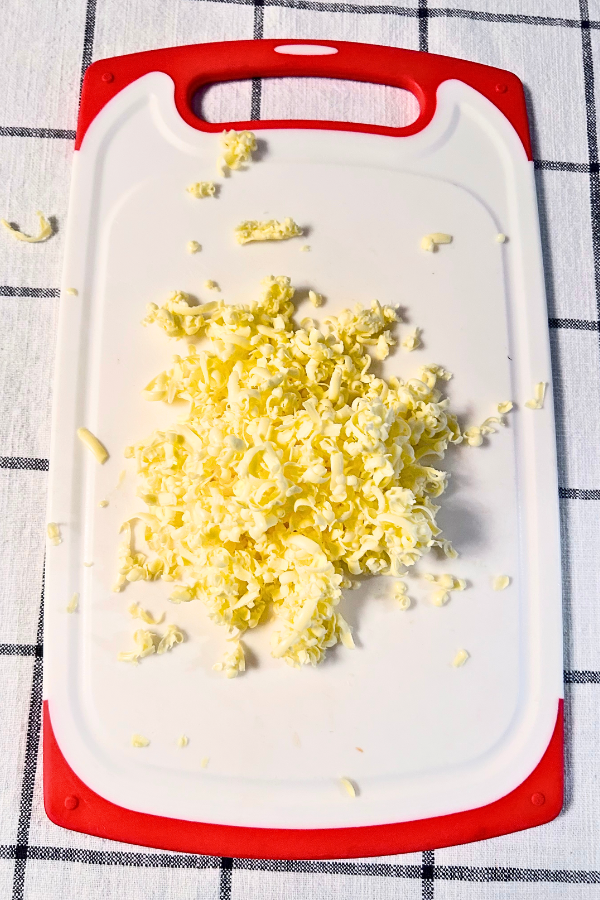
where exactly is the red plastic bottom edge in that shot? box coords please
[43,700,563,859]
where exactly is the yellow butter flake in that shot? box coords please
[424,573,466,593]
[187,240,201,254]
[128,602,165,625]
[219,129,257,173]
[177,734,189,748]
[497,401,513,415]
[84,561,94,567]
[1,210,53,243]
[234,218,302,244]
[98,499,109,508]
[131,733,150,748]
[47,522,62,546]
[402,327,421,351]
[496,233,507,243]
[65,287,78,296]
[340,777,357,798]
[493,575,510,591]
[118,629,157,664]
[425,569,467,605]
[200,756,209,768]
[308,290,323,308]
[213,640,245,678]
[187,181,216,198]
[77,427,109,464]
[525,382,546,410]
[394,581,411,610]
[205,280,220,291]
[300,244,311,252]
[421,232,452,252]
[452,648,470,668]
[157,624,184,654]
[66,592,79,613]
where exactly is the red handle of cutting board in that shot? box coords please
[78,39,531,157]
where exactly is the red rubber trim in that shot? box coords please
[43,699,562,858]
[76,39,532,158]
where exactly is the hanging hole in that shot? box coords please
[274,44,339,56]
[194,77,420,128]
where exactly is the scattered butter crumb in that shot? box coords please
[187,240,201,254]
[234,218,302,244]
[187,181,216,199]
[47,522,61,546]
[65,287,78,296]
[66,592,79,613]
[118,629,157,664]
[425,573,466,606]
[1,210,53,243]
[219,129,257,173]
[356,747,364,753]
[200,756,209,768]
[157,624,184,654]
[98,499,109,508]
[394,581,411,610]
[177,735,189,748]
[128,602,165,625]
[213,640,245,678]
[205,280,220,291]
[131,734,150,748]
[525,382,546,410]
[452,649,470,668]
[421,232,452,252]
[497,401,513,415]
[117,469,126,488]
[493,575,510,591]
[340,777,357,798]
[83,561,94,567]
[308,290,322,308]
[300,244,311,252]
[77,427,109,464]
[402,327,421,351]
[496,233,507,243]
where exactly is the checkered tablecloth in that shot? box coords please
[1,0,600,897]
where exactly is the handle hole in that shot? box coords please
[195,77,420,128]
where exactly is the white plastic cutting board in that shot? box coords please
[45,56,563,831]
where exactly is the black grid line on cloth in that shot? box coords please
[422,849,434,899]
[0,644,41,658]
[184,0,600,30]
[418,0,428,53]
[220,856,233,899]
[11,567,44,900]
[535,159,596,173]
[0,127,76,140]
[251,0,265,120]
[0,286,59,298]
[565,670,600,682]
[0,457,49,471]
[559,487,600,499]
[25,846,220,868]
[79,0,98,96]
[549,317,599,330]
[579,0,600,348]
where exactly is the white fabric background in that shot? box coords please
[1,0,599,897]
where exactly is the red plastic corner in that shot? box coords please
[76,39,532,158]
[43,699,562,858]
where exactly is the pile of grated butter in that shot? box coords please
[116,274,463,670]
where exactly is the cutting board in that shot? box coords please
[43,39,563,858]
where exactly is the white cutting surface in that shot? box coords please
[44,72,563,829]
